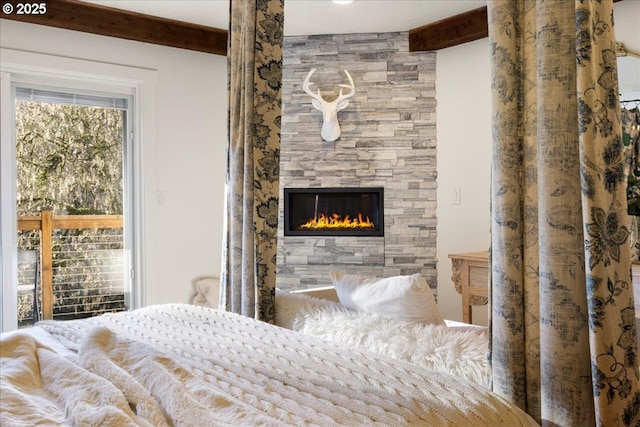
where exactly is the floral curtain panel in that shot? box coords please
[489,0,639,425]
[221,0,283,321]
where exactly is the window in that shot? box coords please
[14,86,132,325]
[1,49,158,332]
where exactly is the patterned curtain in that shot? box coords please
[488,1,639,425]
[221,0,283,322]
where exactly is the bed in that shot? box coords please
[1,274,539,427]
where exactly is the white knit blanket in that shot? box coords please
[2,304,538,427]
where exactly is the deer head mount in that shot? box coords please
[303,68,356,142]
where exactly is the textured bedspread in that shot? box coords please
[1,304,538,426]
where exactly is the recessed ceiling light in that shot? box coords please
[332,0,354,4]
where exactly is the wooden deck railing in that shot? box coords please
[17,208,123,320]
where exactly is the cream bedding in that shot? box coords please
[1,304,538,426]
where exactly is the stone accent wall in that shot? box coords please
[277,32,438,292]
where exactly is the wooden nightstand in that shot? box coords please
[448,251,489,324]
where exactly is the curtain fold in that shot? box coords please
[489,0,639,425]
[221,0,283,322]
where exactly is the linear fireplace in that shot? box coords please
[284,187,384,236]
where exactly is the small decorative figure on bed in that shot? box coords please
[303,68,355,142]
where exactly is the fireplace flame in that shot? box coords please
[300,213,375,230]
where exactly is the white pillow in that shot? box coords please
[329,271,445,325]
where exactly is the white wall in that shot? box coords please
[614,1,640,56]
[435,38,491,325]
[614,1,640,99]
[0,19,228,306]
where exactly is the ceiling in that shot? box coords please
[83,0,488,36]
[82,0,638,96]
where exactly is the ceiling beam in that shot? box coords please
[1,0,228,56]
[409,7,487,52]
[409,0,625,52]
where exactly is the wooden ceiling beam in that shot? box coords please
[410,0,625,52]
[409,7,487,52]
[1,0,228,56]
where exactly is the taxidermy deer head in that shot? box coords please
[303,68,356,142]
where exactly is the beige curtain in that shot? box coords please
[221,0,283,321]
[489,0,639,425]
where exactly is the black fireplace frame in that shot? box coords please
[284,187,384,237]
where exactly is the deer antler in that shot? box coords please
[303,68,324,101]
[336,70,356,103]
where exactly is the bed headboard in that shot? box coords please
[294,286,339,303]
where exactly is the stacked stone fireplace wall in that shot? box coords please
[277,31,438,293]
